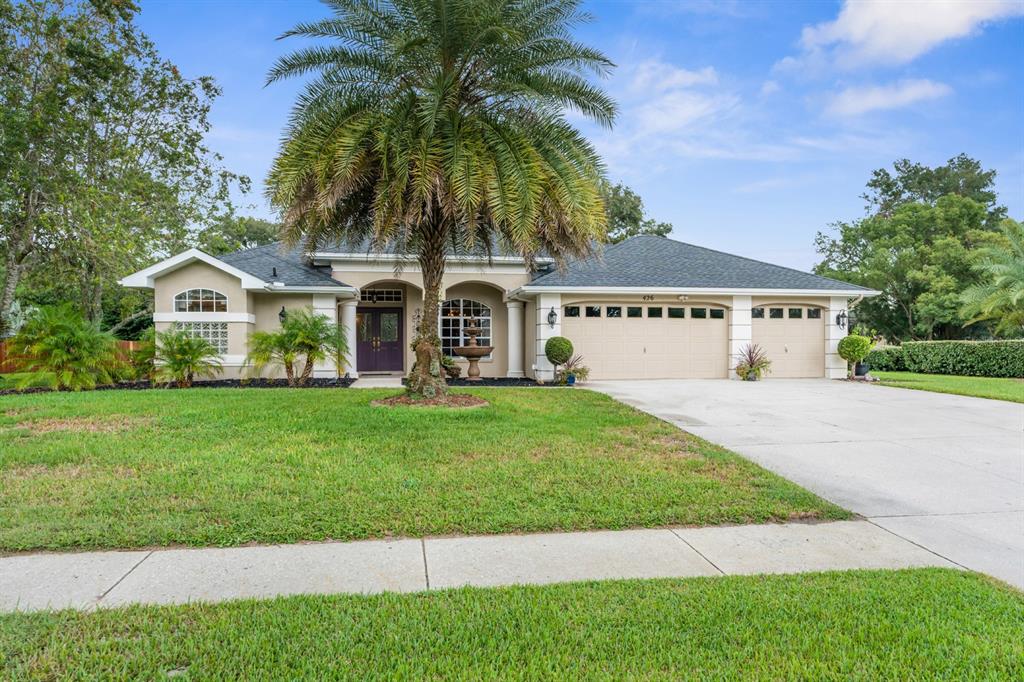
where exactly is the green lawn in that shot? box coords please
[0,388,846,552]
[2,569,1021,679]
[0,372,51,390]
[873,371,1024,403]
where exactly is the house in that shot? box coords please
[119,235,876,381]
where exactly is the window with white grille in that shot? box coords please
[174,322,229,354]
[174,289,227,312]
[360,289,403,302]
[440,299,491,358]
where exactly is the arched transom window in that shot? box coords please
[440,299,491,357]
[174,289,227,313]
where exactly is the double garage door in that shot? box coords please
[561,302,827,380]
[561,303,729,379]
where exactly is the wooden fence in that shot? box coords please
[0,340,139,374]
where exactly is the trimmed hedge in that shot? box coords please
[865,341,1024,378]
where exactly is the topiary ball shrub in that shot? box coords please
[544,336,573,366]
[838,335,874,367]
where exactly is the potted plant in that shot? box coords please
[734,343,772,381]
[559,354,590,386]
[837,334,875,378]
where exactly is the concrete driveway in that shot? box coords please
[589,379,1024,588]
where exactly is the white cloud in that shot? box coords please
[788,0,1024,70]
[629,61,718,93]
[826,79,953,116]
[760,80,780,96]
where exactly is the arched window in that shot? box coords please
[440,299,491,357]
[174,289,227,313]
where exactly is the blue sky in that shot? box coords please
[137,0,1024,270]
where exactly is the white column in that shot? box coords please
[340,299,359,378]
[728,295,752,380]
[506,300,525,377]
[533,293,561,382]
[311,295,340,378]
[826,296,849,379]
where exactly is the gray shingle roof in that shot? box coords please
[528,235,870,291]
[218,243,350,288]
[314,236,546,259]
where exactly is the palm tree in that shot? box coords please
[154,330,223,388]
[11,304,121,390]
[266,0,615,398]
[246,307,348,386]
[961,219,1024,337]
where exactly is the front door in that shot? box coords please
[356,308,404,372]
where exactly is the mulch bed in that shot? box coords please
[372,393,489,408]
[401,377,565,387]
[0,377,356,397]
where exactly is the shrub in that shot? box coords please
[864,346,905,372]
[544,336,573,367]
[556,354,590,384]
[441,354,462,379]
[155,330,223,388]
[902,341,1022,378]
[246,307,348,386]
[131,327,157,381]
[838,335,874,365]
[10,304,122,390]
[734,343,772,380]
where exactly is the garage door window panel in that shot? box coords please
[606,306,622,318]
[668,307,685,319]
[710,308,725,319]
[691,307,707,319]
[769,308,784,319]
[585,306,601,318]
[564,306,580,318]
[647,307,663,318]
[807,308,821,319]
[752,307,765,319]
[789,308,803,319]
[627,306,643,318]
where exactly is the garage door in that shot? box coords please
[751,305,825,378]
[561,304,728,379]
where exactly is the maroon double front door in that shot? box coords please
[356,308,403,372]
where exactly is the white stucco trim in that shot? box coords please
[264,284,358,296]
[218,355,249,367]
[512,286,879,297]
[119,249,268,290]
[154,312,255,324]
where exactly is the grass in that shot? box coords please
[0,388,846,552]
[873,371,1024,403]
[1,569,1021,679]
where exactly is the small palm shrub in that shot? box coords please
[838,335,874,377]
[735,343,772,381]
[245,307,347,386]
[131,327,157,381]
[155,329,223,388]
[11,304,121,390]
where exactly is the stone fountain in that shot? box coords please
[453,319,493,381]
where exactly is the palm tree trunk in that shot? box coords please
[284,360,296,387]
[407,213,448,398]
[298,357,315,386]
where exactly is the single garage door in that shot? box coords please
[752,305,825,378]
[561,304,728,379]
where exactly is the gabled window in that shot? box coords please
[174,289,227,313]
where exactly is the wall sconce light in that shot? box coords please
[547,306,558,328]
[835,310,847,329]
[278,306,287,324]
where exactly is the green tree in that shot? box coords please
[960,219,1024,337]
[266,0,615,398]
[815,195,1003,341]
[154,329,223,388]
[198,215,281,256]
[11,304,122,390]
[602,181,672,243]
[0,0,246,334]
[245,307,348,386]
[863,154,1006,227]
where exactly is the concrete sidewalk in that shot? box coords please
[1,520,952,613]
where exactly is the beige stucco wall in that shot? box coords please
[154,262,248,314]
